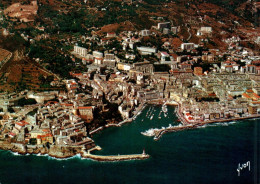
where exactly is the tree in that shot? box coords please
[29,138,37,145]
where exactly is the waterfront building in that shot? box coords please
[248,104,258,115]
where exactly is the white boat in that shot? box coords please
[162,103,168,113]
[150,114,154,120]
[158,110,162,119]
[146,107,152,116]
[164,112,167,117]
[149,107,154,117]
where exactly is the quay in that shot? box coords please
[153,113,260,140]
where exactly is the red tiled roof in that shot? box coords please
[61,103,73,106]
[9,132,16,136]
[78,106,92,110]
[16,121,29,127]
[242,93,250,98]
[208,93,216,97]
[253,93,260,99]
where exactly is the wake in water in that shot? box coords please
[197,121,237,129]
[9,151,30,156]
[47,154,82,161]
[9,151,82,161]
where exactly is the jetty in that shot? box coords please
[82,152,150,161]
[81,147,150,161]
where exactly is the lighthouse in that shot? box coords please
[142,149,146,156]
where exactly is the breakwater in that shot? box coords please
[82,152,150,162]
[153,114,260,140]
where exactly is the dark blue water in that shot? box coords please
[0,106,259,184]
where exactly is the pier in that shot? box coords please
[82,152,150,161]
[81,146,150,161]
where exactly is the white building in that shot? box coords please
[171,27,178,34]
[103,53,116,67]
[158,22,171,30]
[74,46,88,57]
[197,27,212,36]
[181,43,195,51]
[137,46,157,55]
[93,51,103,65]
[140,29,151,37]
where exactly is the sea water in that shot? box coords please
[0,106,259,184]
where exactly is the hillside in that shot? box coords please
[0,0,259,92]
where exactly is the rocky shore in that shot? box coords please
[0,141,82,159]
[0,141,150,161]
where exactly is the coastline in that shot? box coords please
[1,100,258,160]
[0,141,150,161]
[0,102,149,162]
[153,110,260,140]
[90,102,146,135]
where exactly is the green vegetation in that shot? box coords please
[196,97,220,102]
[0,33,28,52]
[28,40,74,78]
[17,98,37,107]
[7,107,14,113]
[29,138,37,145]
[154,64,171,72]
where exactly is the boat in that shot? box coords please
[164,113,167,117]
[150,114,154,120]
[158,110,162,119]
[162,103,168,113]
[149,107,154,117]
[146,107,152,116]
